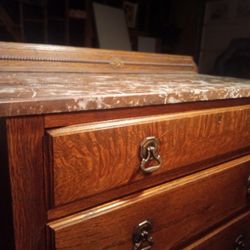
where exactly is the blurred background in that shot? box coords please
[0,0,250,78]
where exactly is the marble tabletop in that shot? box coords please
[0,72,250,117]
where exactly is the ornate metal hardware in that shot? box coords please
[133,220,153,250]
[247,176,250,195]
[235,234,245,250]
[140,136,161,174]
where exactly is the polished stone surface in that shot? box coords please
[1,72,250,117]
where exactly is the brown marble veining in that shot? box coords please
[0,72,250,117]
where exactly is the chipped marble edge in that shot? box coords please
[1,88,250,117]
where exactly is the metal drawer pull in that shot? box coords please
[247,175,250,195]
[235,234,245,250]
[133,220,153,250]
[140,136,161,174]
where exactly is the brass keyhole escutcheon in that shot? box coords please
[133,220,153,250]
[139,136,161,174]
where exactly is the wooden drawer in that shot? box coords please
[184,211,250,250]
[48,155,250,250]
[47,105,250,207]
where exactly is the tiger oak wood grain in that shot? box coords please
[5,116,47,250]
[183,211,250,250]
[47,105,250,207]
[49,155,250,250]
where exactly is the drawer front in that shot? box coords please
[49,156,250,250]
[47,105,250,206]
[184,211,250,250]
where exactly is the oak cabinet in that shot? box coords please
[0,42,250,250]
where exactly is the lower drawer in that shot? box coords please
[184,211,250,250]
[48,155,250,250]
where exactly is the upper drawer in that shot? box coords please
[47,105,250,207]
[48,155,250,250]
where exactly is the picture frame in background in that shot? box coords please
[93,3,131,50]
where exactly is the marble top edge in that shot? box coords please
[0,73,250,117]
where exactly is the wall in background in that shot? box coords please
[0,0,204,60]
[199,0,250,74]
